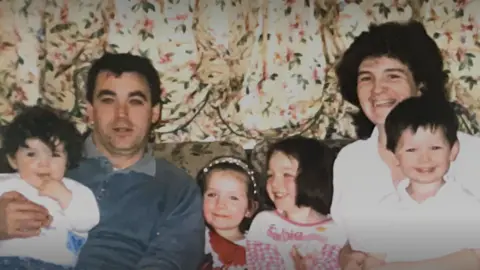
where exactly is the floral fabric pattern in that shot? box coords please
[0,0,479,148]
[154,140,246,177]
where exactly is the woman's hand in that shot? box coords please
[372,249,480,270]
[343,251,367,270]
[361,254,385,270]
[339,242,368,270]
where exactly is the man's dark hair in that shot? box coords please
[2,105,83,169]
[385,96,458,152]
[86,52,161,106]
[335,20,448,138]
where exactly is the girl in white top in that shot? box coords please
[0,106,99,268]
[196,156,262,270]
[247,136,346,270]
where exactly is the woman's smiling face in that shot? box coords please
[357,56,418,126]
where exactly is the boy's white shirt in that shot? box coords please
[349,176,480,262]
[331,129,480,225]
[331,129,480,229]
[0,173,100,266]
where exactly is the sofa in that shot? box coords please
[153,138,354,180]
[152,100,480,180]
[0,138,354,179]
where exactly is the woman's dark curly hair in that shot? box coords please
[2,105,83,170]
[335,20,449,138]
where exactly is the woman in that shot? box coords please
[331,20,480,270]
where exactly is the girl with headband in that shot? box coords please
[197,156,262,270]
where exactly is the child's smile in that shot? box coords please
[394,127,458,184]
[203,170,250,234]
[413,166,436,174]
[212,213,231,218]
[267,151,298,215]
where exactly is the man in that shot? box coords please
[0,53,205,269]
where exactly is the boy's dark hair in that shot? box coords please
[266,136,335,215]
[196,156,262,233]
[2,105,83,169]
[335,20,448,138]
[385,96,458,152]
[86,52,161,106]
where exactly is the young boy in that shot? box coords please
[349,96,480,265]
[0,106,100,268]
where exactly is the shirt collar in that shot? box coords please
[364,126,380,151]
[83,134,155,176]
[396,174,456,202]
[369,126,380,142]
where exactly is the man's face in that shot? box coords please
[357,56,418,126]
[87,71,160,159]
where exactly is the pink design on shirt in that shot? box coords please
[246,240,340,270]
[246,211,345,270]
[246,241,284,269]
[267,224,328,243]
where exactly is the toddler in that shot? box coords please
[351,96,480,266]
[0,106,100,268]
[197,156,262,270]
[247,136,346,270]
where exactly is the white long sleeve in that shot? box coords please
[0,174,99,266]
[62,177,100,233]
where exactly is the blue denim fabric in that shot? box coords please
[0,257,71,270]
[66,157,205,270]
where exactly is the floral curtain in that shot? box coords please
[0,0,479,148]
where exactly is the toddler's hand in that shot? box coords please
[39,180,66,200]
[38,180,72,209]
